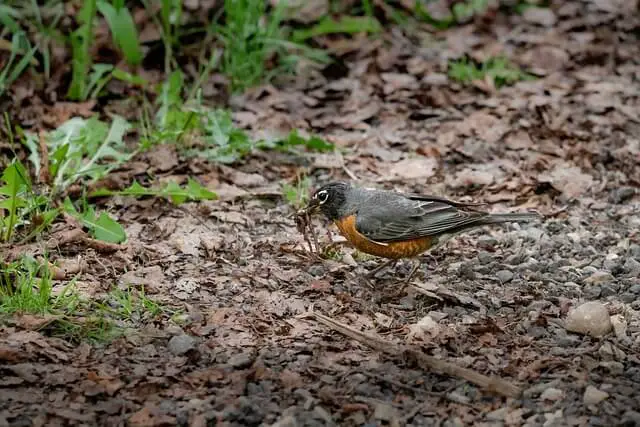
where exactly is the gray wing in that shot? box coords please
[355,197,488,243]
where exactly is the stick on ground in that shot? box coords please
[310,310,521,399]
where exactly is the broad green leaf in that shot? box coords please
[91,212,126,243]
[90,179,217,205]
[97,1,143,65]
[63,197,126,243]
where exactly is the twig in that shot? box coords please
[309,310,521,398]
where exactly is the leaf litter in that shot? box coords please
[2,1,640,426]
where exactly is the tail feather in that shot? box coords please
[480,212,541,225]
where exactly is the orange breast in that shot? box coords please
[334,215,434,260]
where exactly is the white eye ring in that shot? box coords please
[316,190,329,204]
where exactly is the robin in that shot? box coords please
[303,181,541,281]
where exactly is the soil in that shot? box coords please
[1,1,639,426]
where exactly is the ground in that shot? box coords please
[1,1,640,426]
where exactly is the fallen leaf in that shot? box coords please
[539,163,593,199]
[385,156,439,180]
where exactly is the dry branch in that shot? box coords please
[310,310,521,399]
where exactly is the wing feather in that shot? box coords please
[355,197,488,243]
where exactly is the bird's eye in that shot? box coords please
[316,190,329,204]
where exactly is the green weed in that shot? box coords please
[97,0,143,66]
[282,176,311,210]
[218,0,329,92]
[100,285,164,322]
[22,116,134,196]
[90,178,217,205]
[448,56,535,88]
[67,0,97,100]
[0,159,59,243]
[0,31,38,98]
[291,16,382,42]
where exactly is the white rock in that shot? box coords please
[540,387,564,402]
[583,385,609,405]
[407,315,441,341]
[566,301,612,337]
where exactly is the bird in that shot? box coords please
[303,181,541,282]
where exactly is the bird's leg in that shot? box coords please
[403,259,422,283]
[366,259,397,279]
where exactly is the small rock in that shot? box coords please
[373,403,396,421]
[600,285,617,298]
[629,284,640,294]
[583,385,609,405]
[609,186,636,204]
[496,270,514,283]
[565,301,612,337]
[486,407,508,421]
[523,7,557,26]
[584,271,614,285]
[478,236,497,249]
[228,353,254,369]
[583,286,601,299]
[427,311,448,321]
[313,406,333,424]
[478,251,493,264]
[624,257,640,275]
[271,415,297,427]
[599,361,624,375]
[610,314,628,341]
[341,253,358,267]
[408,315,441,341]
[540,387,564,402]
[308,264,325,277]
[621,293,636,303]
[168,334,196,355]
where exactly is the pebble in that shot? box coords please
[583,385,609,405]
[621,293,636,303]
[486,407,508,421]
[478,236,498,249]
[583,271,614,285]
[477,251,493,264]
[540,387,564,402]
[308,264,325,277]
[565,301,612,337]
[624,257,640,275]
[496,269,514,283]
[584,286,601,299]
[373,403,396,421]
[610,314,628,341]
[168,334,196,355]
[341,253,358,267]
[313,406,333,424]
[271,415,297,427]
[629,284,640,294]
[599,285,618,298]
[609,186,636,204]
[228,353,254,369]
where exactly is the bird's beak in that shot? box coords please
[305,197,320,212]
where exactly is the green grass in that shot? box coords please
[448,56,535,88]
[218,0,329,92]
[0,256,174,343]
[0,256,58,314]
